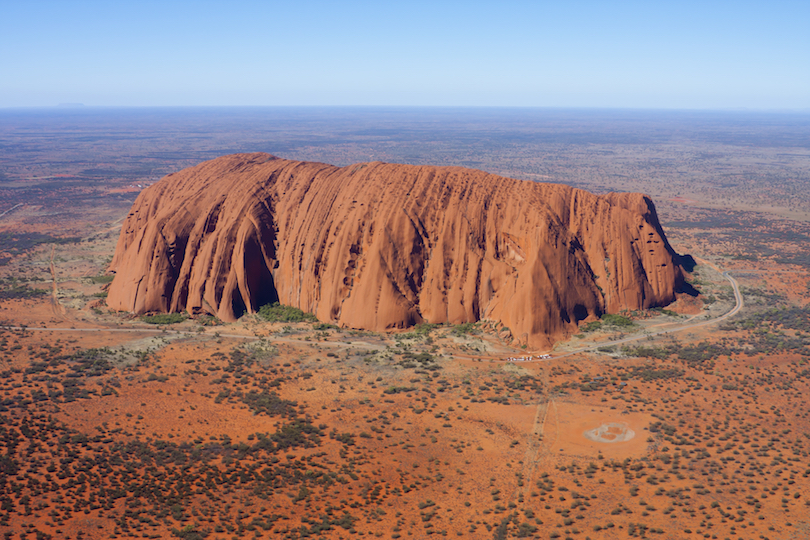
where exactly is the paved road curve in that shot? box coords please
[1,323,384,351]
[550,270,744,359]
[3,271,744,360]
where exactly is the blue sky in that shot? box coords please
[1,0,808,109]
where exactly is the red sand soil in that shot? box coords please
[2,172,810,539]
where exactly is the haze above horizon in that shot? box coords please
[2,0,809,110]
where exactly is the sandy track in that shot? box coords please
[49,245,68,319]
[516,362,559,501]
[516,399,549,499]
[0,202,23,219]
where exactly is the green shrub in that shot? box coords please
[451,322,480,336]
[141,313,187,325]
[601,314,635,327]
[313,322,338,331]
[170,523,207,540]
[399,323,440,340]
[625,346,672,360]
[258,302,316,323]
[581,321,603,332]
[383,386,417,394]
[0,277,48,299]
[196,315,221,326]
[414,322,439,334]
[240,389,298,418]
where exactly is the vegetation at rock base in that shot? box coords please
[141,313,188,325]
[258,303,317,323]
[601,313,636,328]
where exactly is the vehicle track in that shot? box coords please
[516,363,558,500]
[526,268,743,361]
[49,245,68,319]
[555,270,743,358]
[0,203,23,219]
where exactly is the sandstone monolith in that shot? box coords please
[108,153,687,348]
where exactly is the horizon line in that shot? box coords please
[3,104,810,114]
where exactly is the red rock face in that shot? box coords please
[108,153,686,348]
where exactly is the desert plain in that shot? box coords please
[0,108,809,540]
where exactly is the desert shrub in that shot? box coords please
[331,512,358,530]
[313,322,338,331]
[89,274,115,284]
[516,522,537,537]
[414,322,439,334]
[196,315,221,326]
[676,342,731,364]
[0,278,48,299]
[258,302,316,323]
[0,231,80,252]
[398,352,440,370]
[383,386,417,394]
[601,314,635,327]
[239,389,298,418]
[171,523,207,539]
[141,313,186,325]
[624,346,673,360]
[398,322,440,340]
[628,365,683,381]
[270,421,323,450]
[651,307,679,317]
[69,348,114,376]
[330,430,355,446]
[451,322,480,336]
[727,305,810,333]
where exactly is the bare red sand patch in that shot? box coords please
[550,402,651,459]
[583,421,635,442]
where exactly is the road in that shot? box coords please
[1,324,249,340]
[3,268,744,360]
[0,322,388,353]
[0,203,23,219]
[550,270,743,359]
